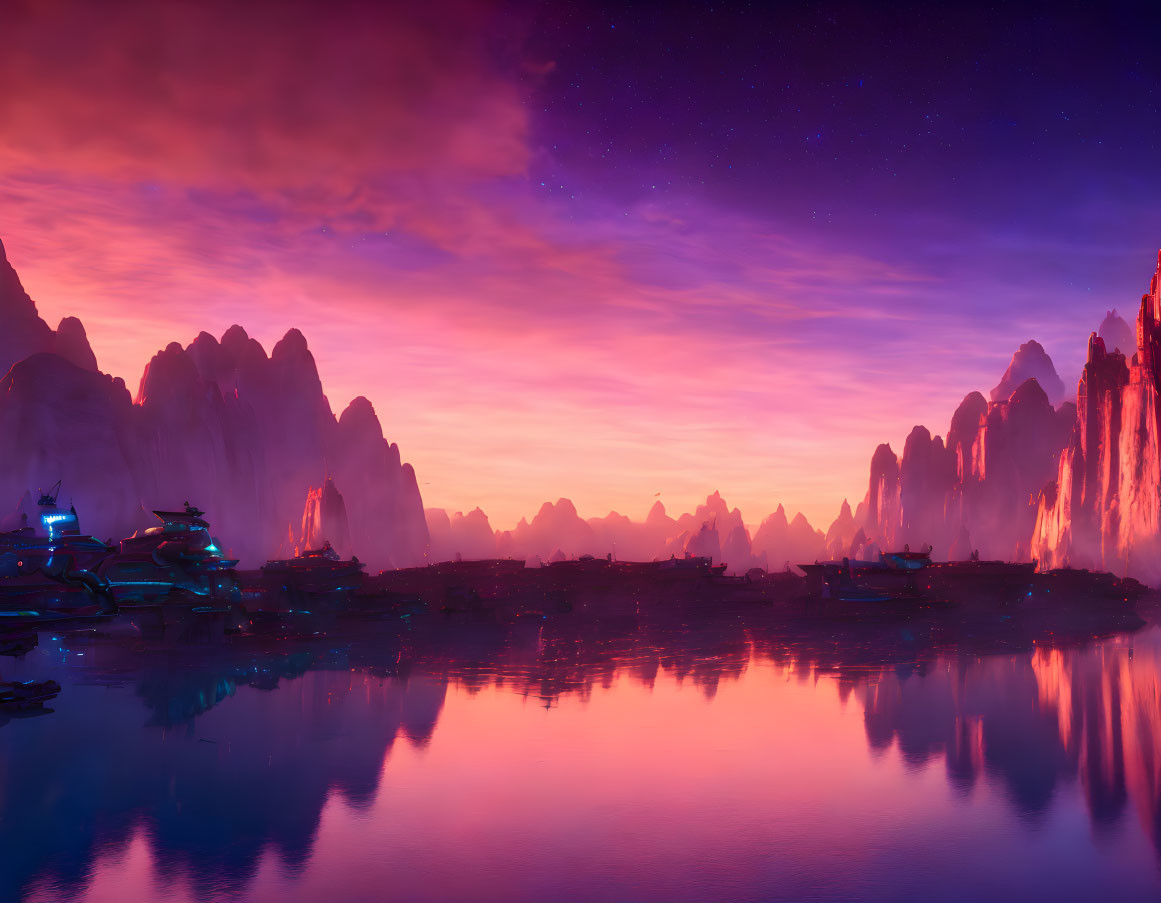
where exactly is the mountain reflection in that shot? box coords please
[857,637,1161,843]
[4,608,1161,901]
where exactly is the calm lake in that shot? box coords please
[5,608,1161,902]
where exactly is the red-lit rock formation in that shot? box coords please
[301,477,352,557]
[1032,252,1161,581]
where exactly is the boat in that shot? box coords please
[97,503,239,603]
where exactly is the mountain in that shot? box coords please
[0,238,427,567]
[1098,309,1135,357]
[845,349,1075,562]
[426,507,496,562]
[752,504,827,572]
[990,339,1066,407]
[437,492,825,575]
[0,238,98,373]
[843,249,1161,583]
[1033,252,1161,582]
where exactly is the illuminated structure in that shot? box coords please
[0,483,114,618]
[95,503,239,603]
[0,482,112,577]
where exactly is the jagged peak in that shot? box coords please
[54,316,98,371]
[220,324,255,354]
[136,341,202,405]
[646,499,669,523]
[191,330,219,349]
[343,394,375,416]
[3,352,129,408]
[992,340,1065,405]
[271,327,310,361]
[948,391,988,445]
[0,236,48,324]
[337,396,385,444]
[1098,308,1136,357]
[1008,376,1050,408]
[1087,331,1106,363]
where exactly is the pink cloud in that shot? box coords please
[0,0,531,225]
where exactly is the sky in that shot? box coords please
[1,0,1159,530]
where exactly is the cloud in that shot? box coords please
[0,0,530,222]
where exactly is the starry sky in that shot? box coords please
[1,0,1159,528]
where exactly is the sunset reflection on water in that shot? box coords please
[7,616,1161,903]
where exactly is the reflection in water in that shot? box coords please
[3,609,1161,902]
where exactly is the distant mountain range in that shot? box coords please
[4,236,1160,581]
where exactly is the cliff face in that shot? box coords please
[0,354,147,541]
[1032,253,1161,581]
[850,378,1075,562]
[301,478,353,558]
[845,249,1161,581]
[0,241,428,568]
[132,330,428,568]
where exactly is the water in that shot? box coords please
[4,611,1161,902]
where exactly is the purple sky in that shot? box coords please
[0,0,1158,527]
